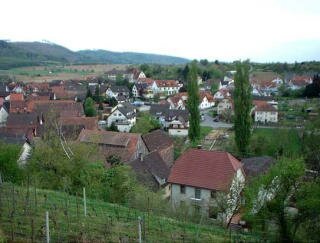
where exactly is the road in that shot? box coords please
[200,109,233,129]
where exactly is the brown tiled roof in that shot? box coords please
[168,149,242,191]
[290,76,312,86]
[78,129,141,163]
[129,151,170,191]
[142,129,173,152]
[138,78,154,85]
[10,93,24,101]
[253,100,277,112]
[200,91,214,102]
[10,100,28,113]
[155,80,179,87]
[28,100,84,117]
[59,117,98,130]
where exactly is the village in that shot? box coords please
[0,63,317,232]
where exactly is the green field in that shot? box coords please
[0,183,256,242]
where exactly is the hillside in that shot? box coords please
[0,183,255,242]
[0,40,189,69]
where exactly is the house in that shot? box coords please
[214,88,231,100]
[288,76,312,90]
[78,129,148,164]
[167,92,188,110]
[253,100,278,123]
[58,116,98,139]
[5,112,41,135]
[168,149,245,221]
[151,80,182,97]
[129,151,170,191]
[142,129,174,167]
[106,103,136,132]
[217,98,233,121]
[0,99,9,126]
[132,82,149,98]
[150,104,189,136]
[131,69,146,82]
[250,72,283,96]
[106,86,130,102]
[167,91,214,110]
[199,91,215,110]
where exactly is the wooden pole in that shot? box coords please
[83,187,87,217]
[46,211,50,243]
[138,216,142,243]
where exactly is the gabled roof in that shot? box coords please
[109,85,130,93]
[129,151,170,191]
[253,100,277,112]
[168,149,243,191]
[78,129,142,163]
[59,116,98,130]
[29,100,84,117]
[155,80,180,88]
[116,103,135,118]
[6,112,38,128]
[142,129,173,152]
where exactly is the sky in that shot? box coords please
[1,0,320,62]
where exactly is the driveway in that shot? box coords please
[201,109,233,129]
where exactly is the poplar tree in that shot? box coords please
[187,62,200,143]
[234,60,252,156]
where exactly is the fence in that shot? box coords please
[0,181,257,242]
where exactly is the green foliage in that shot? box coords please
[234,60,252,156]
[0,142,24,183]
[244,157,305,242]
[210,82,219,94]
[86,87,93,98]
[107,122,119,132]
[84,97,97,117]
[187,62,201,143]
[102,165,136,204]
[303,74,320,98]
[130,112,160,134]
[105,97,118,107]
[250,128,302,158]
[302,117,320,171]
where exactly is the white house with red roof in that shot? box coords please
[168,149,245,221]
[151,80,182,97]
[288,76,312,90]
[167,91,214,110]
[253,100,278,123]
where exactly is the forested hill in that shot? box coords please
[0,40,189,69]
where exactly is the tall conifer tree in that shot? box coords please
[187,62,200,143]
[234,60,252,156]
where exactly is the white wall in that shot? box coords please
[255,111,278,123]
[169,129,188,136]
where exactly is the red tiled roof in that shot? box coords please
[290,76,312,86]
[155,80,180,87]
[253,100,277,112]
[59,117,98,130]
[10,93,24,101]
[78,129,142,163]
[168,149,242,191]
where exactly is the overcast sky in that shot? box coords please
[1,0,320,62]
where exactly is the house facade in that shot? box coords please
[168,149,245,222]
[253,100,278,123]
[106,103,136,132]
[152,80,181,97]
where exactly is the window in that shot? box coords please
[195,188,201,199]
[211,190,216,199]
[180,185,186,194]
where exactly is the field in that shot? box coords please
[0,183,256,242]
[0,64,129,83]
